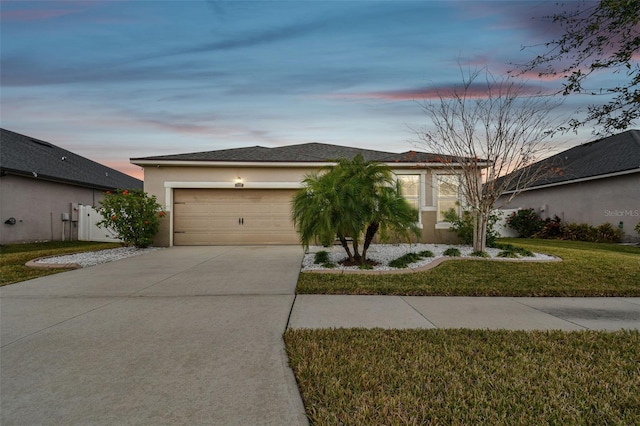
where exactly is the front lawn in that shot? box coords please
[0,241,121,286]
[297,239,640,296]
[285,328,640,425]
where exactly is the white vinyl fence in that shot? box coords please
[78,205,122,242]
[494,208,520,238]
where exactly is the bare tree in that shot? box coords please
[416,68,565,252]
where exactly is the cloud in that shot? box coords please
[325,81,551,101]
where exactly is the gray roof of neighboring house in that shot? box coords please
[131,142,463,164]
[0,128,143,191]
[503,129,640,191]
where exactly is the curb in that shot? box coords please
[25,257,82,270]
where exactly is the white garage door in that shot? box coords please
[173,188,300,245]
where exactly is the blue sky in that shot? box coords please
[0,0,619,179]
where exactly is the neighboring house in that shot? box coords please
[131,143,481,246]
[498,129,640,241]
[0,129,143,244]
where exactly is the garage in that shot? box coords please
[173,188,300,245]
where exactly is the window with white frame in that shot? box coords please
[436,174,462,222]
[396,174,420,221]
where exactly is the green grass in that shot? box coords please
[297,239,640,296]
[0,241,121,286]
[285,328,640,425]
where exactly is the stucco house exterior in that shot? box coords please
[1,129,143,244]
[498,129,640,241]
[132,143,480,246]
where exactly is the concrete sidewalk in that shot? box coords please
[1,246,308,426]
[288,295,640,330]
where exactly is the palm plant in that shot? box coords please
[292,155,421,265]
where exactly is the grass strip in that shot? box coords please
[285,328,640,425]
[297,239,640,296]
[0,241,121,286]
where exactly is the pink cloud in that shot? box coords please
[326,81,550,102]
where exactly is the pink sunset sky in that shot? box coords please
[1,0,632,180]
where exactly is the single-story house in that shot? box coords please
[131,143,481,246]
[498,129,640,241]
[0,128,143,244]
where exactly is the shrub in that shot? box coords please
[595,222,623,243]
[389,252,423,268]
[497,250,519,258]
[97,189,164,248]
[418,250,434,257]
[314,251,330,264]
[636,221,640,237]
[443,247,461,257]
[442,208,500,247]
[506,208,544,238]
[562,222,597,242]
[533,216,563,239]
[494,243,534,258]
[313,251,335,268]
[470,250,490,258]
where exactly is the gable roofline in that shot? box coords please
[499,129,640,192]
[131,142,488,168]
[501,167,640,194]
[1,128,143,191]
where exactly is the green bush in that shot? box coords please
[443,247,461,257]
[418,250,434,257]
[470,250,490,258]
[314,251,330,264]
[532,216,623,243]
[313,250,335,268]
[497,250,520,258]
[533,216,563,239]
[97,189,164,248]
[442,208,500,247]
[506,208,544,237]
[562,222,598,241]
[494,243,534,258]
[389,252,423,268]
[595,222,623,243]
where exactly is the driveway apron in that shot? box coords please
[0,246,308,426]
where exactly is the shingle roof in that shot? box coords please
[1,128,143,190]
[131,142,461,164]
[503,129,640,191]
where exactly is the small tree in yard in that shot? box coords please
[292,155,421,266]
[97,189,165,248]
[417,68,565,252]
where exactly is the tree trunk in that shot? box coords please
[362,222,379,264]
[472,211,488,252]
[351,237,362,264]
[338,234,354,262]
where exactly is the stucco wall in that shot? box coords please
[142,164,457,246]
[498,172,640,241]
[0,175,106,244]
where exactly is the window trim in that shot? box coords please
[433,172,463,225]
[394,172,425,228]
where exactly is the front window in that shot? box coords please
[396,174,420,222]
[436,174,461,222]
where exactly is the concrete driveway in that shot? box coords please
[1,246,308,426]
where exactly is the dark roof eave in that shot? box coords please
[0,168,139,191]
[502,167,640,194]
